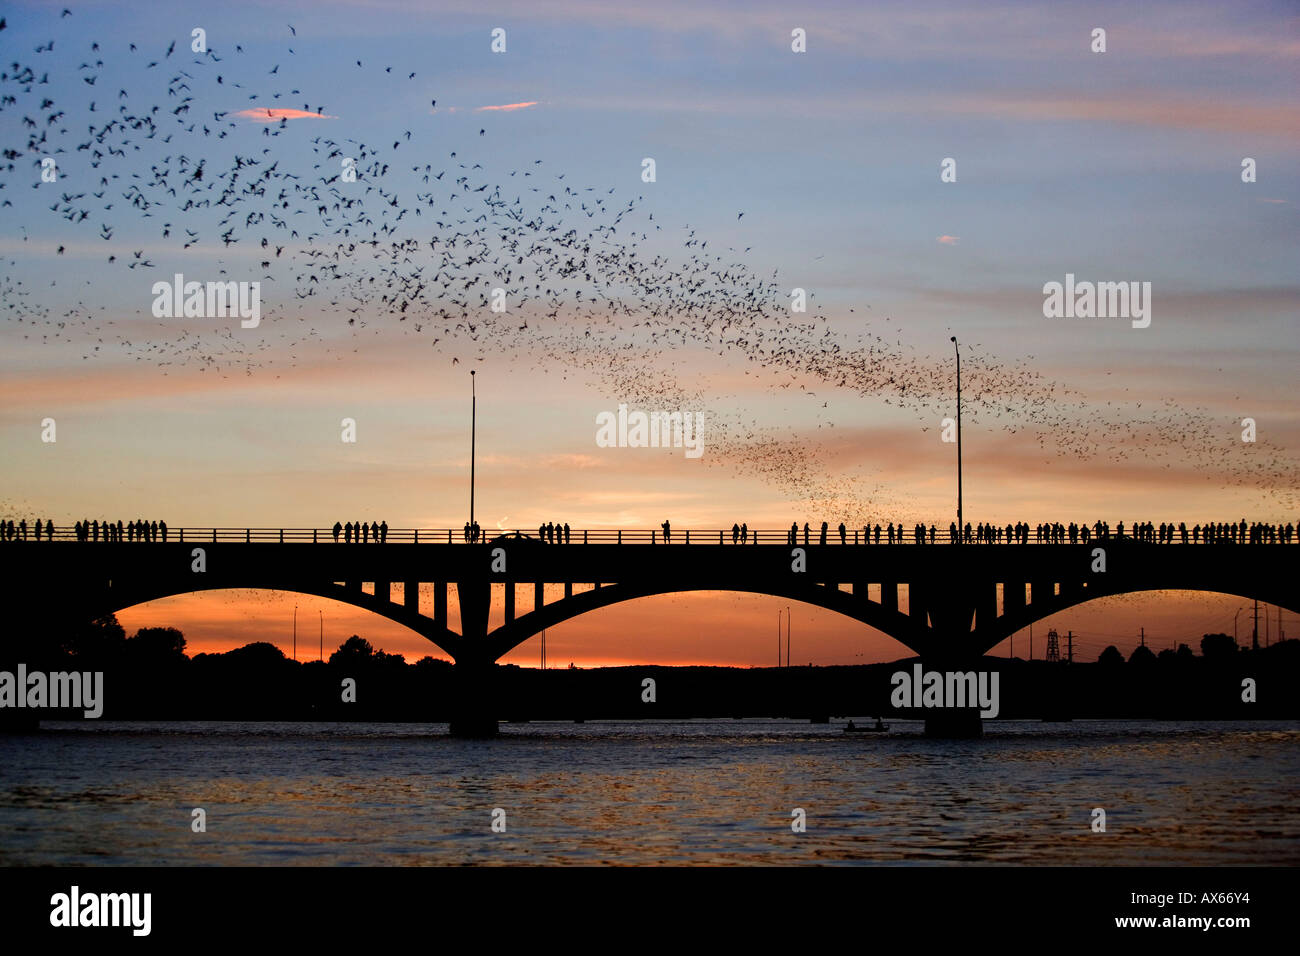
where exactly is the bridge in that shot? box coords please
[6,525,1298,736]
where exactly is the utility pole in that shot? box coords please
[292,604,297,662]
[951,337,963,534]
[1067,630,1073,664]
[777,609,783,668]
[786,606,791,669]
[1140,626,1145,648]
[319,610,323,662]
[1252,599,1260,651]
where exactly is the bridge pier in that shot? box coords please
[448,658,499,738]
[923,710,984,738]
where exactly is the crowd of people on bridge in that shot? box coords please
[538,522,572,543]
[0,518,57,541]
[332,521,389,543]
[8,516,1296,546]
[767,519,1300,545]
[68,518,168,542]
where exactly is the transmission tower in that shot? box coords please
[1045,628,1061,663]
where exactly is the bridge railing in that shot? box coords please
[7,525,1296,545]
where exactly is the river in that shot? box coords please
[1,719,1296,865]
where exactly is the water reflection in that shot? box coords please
[0,720,1296,865]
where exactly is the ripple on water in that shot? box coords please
[0,719,1296,865]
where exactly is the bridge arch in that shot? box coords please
[974,584,1300,656]
[85,582,464,660]
[485,582,934,661]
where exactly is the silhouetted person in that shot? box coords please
[838,522,846,544]
[732,523,740,544]
[333,521,342,542]
[380,521,388,543]
[662,520,671,543]
[803,523,810,545]
[563,523,571,544]
[789,522,797,545]
[819,521,828,545]
[344,521,353,544]
[741,523,748,544]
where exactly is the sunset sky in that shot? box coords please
[1,0,1296,667]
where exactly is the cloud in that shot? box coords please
[231,108,337,123]
[474,101,539,112]
[937,235,959,245]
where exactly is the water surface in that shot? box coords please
[1,719,1296,865]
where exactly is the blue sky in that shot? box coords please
[1,0,1296,663]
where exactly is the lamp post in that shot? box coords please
[951,336,963,535]
[470,370,476,538]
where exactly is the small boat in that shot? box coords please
[844,719,889,733]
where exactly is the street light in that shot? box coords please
[470,370,477,539]
[951,336,963,535]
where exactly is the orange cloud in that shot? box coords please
[475,101,539,112]
[232,108,337,122]
[937,235,959,244]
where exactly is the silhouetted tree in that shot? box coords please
[220,641,289,667]
[329,635,376,668]
[1098,645,1124,666]
[57,614,126,662]
[127,626,187,662]
[1128,644,1157,665]
[1200,633,1237,660]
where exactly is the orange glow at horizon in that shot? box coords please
[109,586,1270,670]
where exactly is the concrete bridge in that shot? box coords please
[7,526,1298,736]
